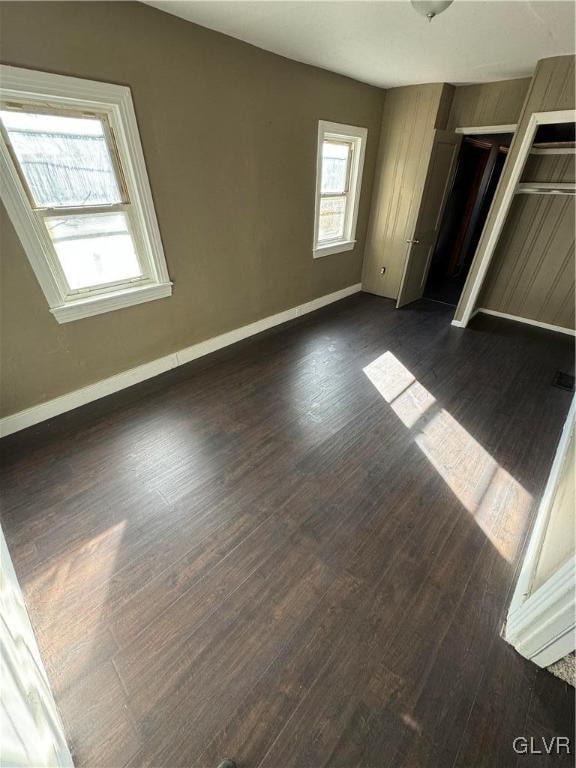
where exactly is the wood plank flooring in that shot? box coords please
[1,294,574,768]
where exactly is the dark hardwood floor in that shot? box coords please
[1,294,574,768]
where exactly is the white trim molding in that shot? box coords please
[313,239,356,258]
[450,309,478,328]
[505,397,576,667]
[476,308,575,337]
[455,124,517,135]
[0,283,362,437]
[313,120,367,259]
[51,282,172,323]
[505,556,575,668]
[455,109,576,327]
[0,65,172,323]
[1,525,74,766]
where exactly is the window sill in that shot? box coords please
[313,240,356,258]
[50,281,173,323]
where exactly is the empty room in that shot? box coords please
[1,2,575,767]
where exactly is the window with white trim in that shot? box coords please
[0,66,172,323]
[313,120,367,258]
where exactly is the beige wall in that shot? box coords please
[0,1,384,418]
[361,83,450,299]
[532,425,575,593]
[447,77,531,130]
[455,55,576,323]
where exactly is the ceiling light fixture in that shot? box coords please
[411,0,454,22]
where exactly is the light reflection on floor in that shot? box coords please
[363,351,532,562]
[26,521,126,638]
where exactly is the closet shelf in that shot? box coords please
[516,182,576,196]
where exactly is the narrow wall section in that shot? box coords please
[447,77,531,130]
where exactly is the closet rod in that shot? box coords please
[516,182,576,196]
[530,147,576,156]
[530,141,576,156]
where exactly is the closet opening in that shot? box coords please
[424,132,514,306]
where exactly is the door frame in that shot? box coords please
[1,524,74,766]
[454,124,517,135]
[505,396,576,667]
[454,109,576,327]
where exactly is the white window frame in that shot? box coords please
[313,120,367,259]
[0,65,172,323]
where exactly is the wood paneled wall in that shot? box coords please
[447,78,531,130]
[455,55,576,326]
[478,193,575,329]
[362,83,451,298]
[362,78,529,302]
[522,153,575,184]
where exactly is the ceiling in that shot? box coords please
[144,1,575,88]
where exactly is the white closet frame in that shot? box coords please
[454,109,576,328]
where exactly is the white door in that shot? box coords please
[397,130,462,308]
[1,526,74,767]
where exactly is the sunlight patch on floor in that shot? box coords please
[363,352,532,562]
[26,521,126,632]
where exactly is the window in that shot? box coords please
[313,121,367,258]
[0,66,171,322]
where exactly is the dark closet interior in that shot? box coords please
[533,122,576,145]
[424,132,513,306]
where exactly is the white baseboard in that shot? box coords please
[476,308,576,337]
[0,283,362,438]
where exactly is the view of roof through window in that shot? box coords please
[0,110,123,208]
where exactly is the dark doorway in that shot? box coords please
[424,132,513,306]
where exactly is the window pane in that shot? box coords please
[318,196,346,242]
[0,110,123,208]
[321,141,350,195]
[45,213,142,290]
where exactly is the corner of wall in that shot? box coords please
[435,83,455,129]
